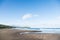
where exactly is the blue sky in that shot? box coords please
[0,0,60,28]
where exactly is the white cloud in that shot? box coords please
[22,14,39,20]
[21,14,60,28]
[22,14,32,20]
[57,16,60,19]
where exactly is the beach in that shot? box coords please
[0,29,60,40]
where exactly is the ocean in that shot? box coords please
[14,28,60,33]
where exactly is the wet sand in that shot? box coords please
[0,29,60,40]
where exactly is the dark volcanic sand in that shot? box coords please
[0,29,60,40]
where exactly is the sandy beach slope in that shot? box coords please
[0,29,60,40]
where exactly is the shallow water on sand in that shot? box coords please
[40,28,60,33]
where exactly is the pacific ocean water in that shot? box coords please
[14,28,60,33]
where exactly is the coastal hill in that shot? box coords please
[0,24,16,29]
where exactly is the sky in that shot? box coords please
[0,0,60,28]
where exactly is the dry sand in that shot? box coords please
[0,29,60,40]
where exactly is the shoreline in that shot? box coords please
[0,29,60,40]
